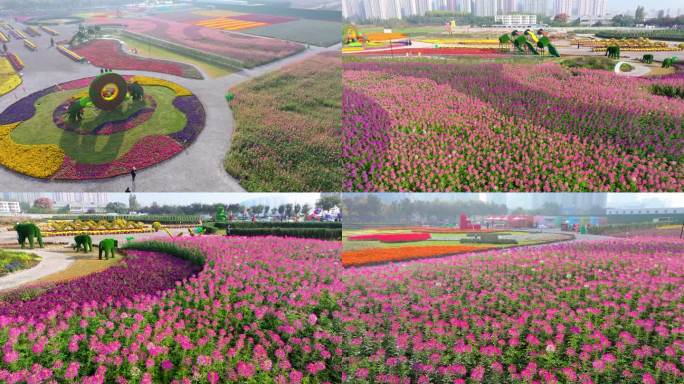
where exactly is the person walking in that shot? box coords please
[50,38,54,47]
[130,167,137,191]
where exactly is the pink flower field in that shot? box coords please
[0,237,343,383]
[339,237,684,383]
[0,234,681,383]
[343,61,683,192]
[87,16,304,67]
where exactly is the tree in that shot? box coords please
[277,205,286,217]
[128,194,139,211]
[301,203,311,216]
[106,202,128,214]
[553,13,569,24]
[285,204,294,218]
[635,6,645,23]
[263,206,270,217]
[316,194,341,211]
[33,197,53,209]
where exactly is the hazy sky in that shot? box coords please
[610,1,683,13]
[107,193,321,206]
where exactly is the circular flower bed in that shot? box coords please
[0,75,205,180]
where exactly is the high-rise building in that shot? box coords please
[552,0,572,16]
[472,0,497,16]
[498,0,517,14]
[519,0,548,16]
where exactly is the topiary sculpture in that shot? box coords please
[14,223,44,249]
[73,234,92,252]
[98,238,118,260]
[642,54,654,64]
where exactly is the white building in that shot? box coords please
[0,201,21,214]
[495,14,538,26]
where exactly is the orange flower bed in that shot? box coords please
[342,245,490,267]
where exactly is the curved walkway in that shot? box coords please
[0,20,340,191]
[0,248,73,291]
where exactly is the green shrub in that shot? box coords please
[212,221,340,229]
[650,84,684,99]
[227,227,341,240]
[122,241,206,265]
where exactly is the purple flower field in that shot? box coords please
[343,61,683,192]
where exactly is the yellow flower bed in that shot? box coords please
[0,122,64,178]
[421,39,498,45]
[0,58,21,96]
[43,228,154,237]
[129,75,192,96]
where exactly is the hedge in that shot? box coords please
[212,221,340,229]
[226,227,341,240]
[121,241,206,266]
[51,214,201,224]
[588,222,680,235]
[593,30,684,42]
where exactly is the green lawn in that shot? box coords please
[0,249,41,277]
[244,19,341,47]
[342,229,571,251]
[225,52,342,191]
[114,35,234,78]
[11,86,185,164]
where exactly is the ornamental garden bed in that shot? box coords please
[87,14,305,68]
[0,57,21,96]
[0,75,205,180]
[73,39,203,79]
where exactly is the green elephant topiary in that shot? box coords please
[98,238,118,260]
[662,57,678,68]
[73,234,92,252]
[14,223,44,249]
[642,54,654,64]
[606,46,620,59]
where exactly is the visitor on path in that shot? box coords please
[2,44,6,53]
[130,167,137,191]
[226,225,231,236]
[125,187,131,193]
[50,38,54,47]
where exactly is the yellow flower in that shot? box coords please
[0,58,21,96]
[129,75,192,96]
[0,122,64,178]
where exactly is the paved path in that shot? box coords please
[0,21,340,191]
[0,248,73,291]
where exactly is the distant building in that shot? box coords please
[0,201,21,214]
[472,0,498,17]
[552,0,572,16]
[606,208,684,215]
[495,14,538,26]
[519,0,548,16]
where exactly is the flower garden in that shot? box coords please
[343,60,683,192]
[0,57,21,97]
[0,233,680,383]
[342,228,572,266]
[225,52,342,191]
[86,12,305,68]
[73,39,203,79]
[0,236,343,383]
[0,75,205,180]
[339,237,684,383]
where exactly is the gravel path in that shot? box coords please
[0,248,73,291]
[0,20,340,191]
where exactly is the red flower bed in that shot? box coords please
[353,47,502,56]
[87,16,304,67]
[6,53,24,71]
[73,39,203,79]
[53,135,184,179]
[348,232,431,243]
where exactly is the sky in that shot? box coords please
[610,1,683,13]
[107,193,322,207]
